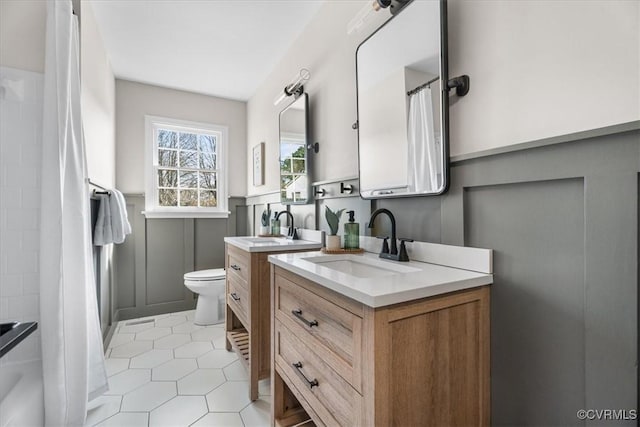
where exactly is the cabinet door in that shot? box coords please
[372,287,490,426]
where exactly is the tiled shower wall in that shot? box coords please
[0,66,43,363]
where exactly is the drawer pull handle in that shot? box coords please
[292,362,319,389]
[230,264,241,271]
[230,292,241,301]
[292,309,318,328]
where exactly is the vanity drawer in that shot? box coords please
[274,272,363,392]
[227,272,249,327]
[275,320,362,427]
[226,245,249,282]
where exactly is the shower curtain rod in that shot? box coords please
[407,76,440,96]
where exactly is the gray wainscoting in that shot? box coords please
[382,129,638,425]
[114,196,246,321]
[244,127,639,424]
[116,125,637,424]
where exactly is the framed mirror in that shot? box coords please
[356,0,449,198]
[279,93,310,204]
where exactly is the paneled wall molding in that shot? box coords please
[437,129,639,423]
[356,128,639,423]
[114,195,247,321]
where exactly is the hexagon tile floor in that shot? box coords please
[85,310,271,427]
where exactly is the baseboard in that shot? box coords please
[115,300,197,322]
[103,310,120,350]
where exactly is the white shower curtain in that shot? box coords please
[407,86,442,193]
[40,1,108,425]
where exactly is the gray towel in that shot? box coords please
[93,194,113,246]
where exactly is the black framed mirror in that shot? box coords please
[279,93,311,204]
[356,0,460,199]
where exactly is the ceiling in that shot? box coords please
[89,0,325,101]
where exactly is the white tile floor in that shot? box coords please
[86,310,271,427]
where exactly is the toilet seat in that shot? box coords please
[184,268,225,281]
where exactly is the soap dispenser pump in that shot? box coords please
[344,210,360,250]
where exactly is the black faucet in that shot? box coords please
[276,211,299,240]
[367,208,413,262]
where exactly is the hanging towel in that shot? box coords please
[110,189,131,244]
[93,194,113,246]
[93,189,131,246]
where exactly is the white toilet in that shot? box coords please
[184,268,226,325]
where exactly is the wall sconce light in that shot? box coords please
[273,68,310,106]
[347,0,411,35]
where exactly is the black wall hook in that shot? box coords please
[340,182,353,194]
[307,142,319,153]
[447,75,470,97]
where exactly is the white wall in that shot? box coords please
[246,0,640,192]
[246,1,383,196]
[0,0,46,364]
[81,0,117,335]
[0,66,44,364]
[0,0,117,338]
[0,0,46,73]
[116,80,247,196]
[359,68,408,191]
[448,0,640,155]
[81,0,116,189]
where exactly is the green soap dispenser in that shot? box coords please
[344,210,360,250]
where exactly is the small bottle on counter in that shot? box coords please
[344,210,360,250]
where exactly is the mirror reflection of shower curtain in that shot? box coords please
[407,86,442,192]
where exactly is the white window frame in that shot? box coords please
[279,132,307,203]
[144,115,229,218]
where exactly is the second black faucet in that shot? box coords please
[367,208,412,262]
[276,211,298,240]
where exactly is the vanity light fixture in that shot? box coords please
[273,68,310,106]
[347,0,411,35]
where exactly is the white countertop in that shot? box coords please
[268,251,493,308]
[224,236,323,253]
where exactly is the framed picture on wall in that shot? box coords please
[253,142,265,186]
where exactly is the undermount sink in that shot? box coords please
[241,237,283,243]
[302,255,421,279]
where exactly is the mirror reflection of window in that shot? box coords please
[279,94,310,204]
[279,138,307,203]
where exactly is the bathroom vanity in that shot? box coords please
[223,233,323,400]
[268,241,493,426]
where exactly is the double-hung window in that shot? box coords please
[279,133,307,203]
[145,116,228,218]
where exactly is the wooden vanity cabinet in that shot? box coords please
[271,265,490,426]
[224,243,313,401]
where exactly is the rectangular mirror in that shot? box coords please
[279,93,310,204]
[356,0,449,198]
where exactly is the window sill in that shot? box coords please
[142,211,230,219]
